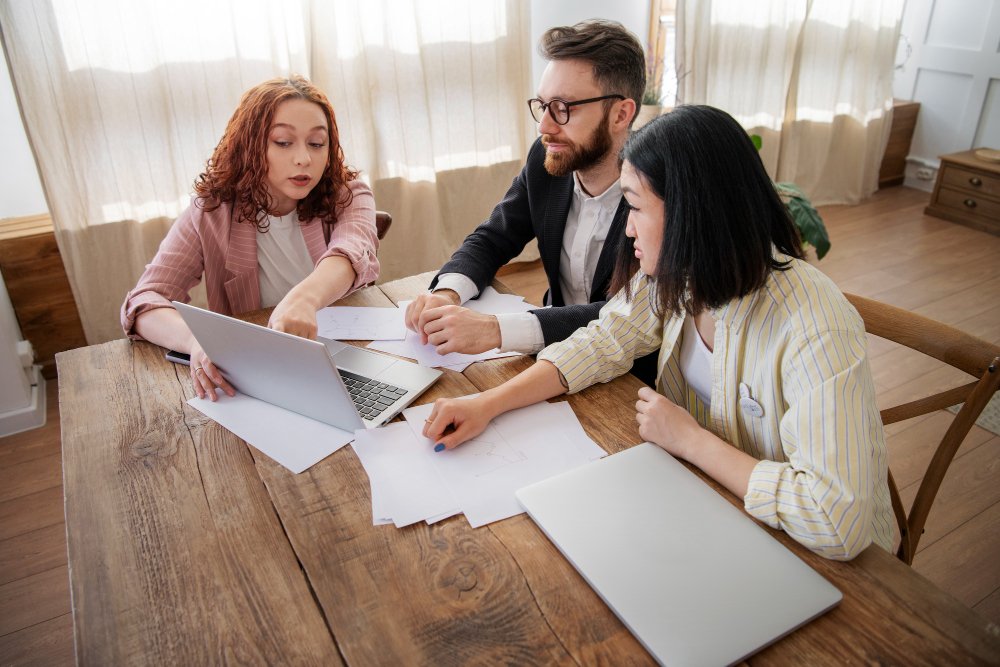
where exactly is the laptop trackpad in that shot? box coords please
[330,345,396,377]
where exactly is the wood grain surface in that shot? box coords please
[58,340,341,665]
[55,278,1000,665]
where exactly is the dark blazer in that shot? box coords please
[430,137,657,384]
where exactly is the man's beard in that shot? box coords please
[542,108,613,177]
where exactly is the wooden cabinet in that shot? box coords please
[0,215,87,378]
[878,99,920,188]
[925,149,1000,236]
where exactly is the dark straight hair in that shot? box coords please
[539,19,646,118]
[610,105,804,317]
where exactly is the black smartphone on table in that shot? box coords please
[164,350,191,366]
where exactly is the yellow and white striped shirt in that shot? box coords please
[538,256,894,560]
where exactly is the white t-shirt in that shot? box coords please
[256,212,314,309]
[680,314,713,407]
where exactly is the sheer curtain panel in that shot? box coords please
[676,0,904,205]
[0,0,530,343]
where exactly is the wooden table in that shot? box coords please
[58,272,1000,665]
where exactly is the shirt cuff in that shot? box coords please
[496,312,545,353]
[434,273,478,305]
[743,459,787,530]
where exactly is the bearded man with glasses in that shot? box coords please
[405,19,657,384]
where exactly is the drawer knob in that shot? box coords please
[963,198,977,208]
[969,176,982,187]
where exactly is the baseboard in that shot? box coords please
[0,365,47,437]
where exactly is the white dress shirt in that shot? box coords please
[435,173,621,353]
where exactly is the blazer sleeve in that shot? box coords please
[430,141,545,294]
[319,179,379,294]
[121,202,207,339]
[531,301,606,346]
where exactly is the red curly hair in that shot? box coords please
[194,75,358,231]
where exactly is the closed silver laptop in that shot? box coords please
[174,301,441,430]
[516,443,842,666]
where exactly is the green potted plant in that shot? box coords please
[750,134,831,260]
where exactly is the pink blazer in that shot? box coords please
[122,180,378,339]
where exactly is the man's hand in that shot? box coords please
[404,290,461,344]
[420,305,501,355]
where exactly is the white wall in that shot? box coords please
[529,0,649,89]
[892,0,1000,190]
[1,45,48,219]
[1,44,46,431]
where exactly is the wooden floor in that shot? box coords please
[1,186,997,664]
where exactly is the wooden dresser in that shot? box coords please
[924,149,1000,236]
[878,99,920,188]
[0,215,87,378]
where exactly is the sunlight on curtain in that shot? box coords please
[54,0,307,74]
[311,0,532,284]
[677,0,904,205]
[0,0,529,342]
[315,0,526,182]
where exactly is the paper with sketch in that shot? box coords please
[366,292,530,368]
[463,287,538,316]
[316,306,406,341]
[187,391,354,474]
[352,422,460,527]
[366,330,516,369]
[402,399,606,527]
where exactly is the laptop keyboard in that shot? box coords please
[338,369,408,422]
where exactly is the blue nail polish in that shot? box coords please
[434,443,445,452]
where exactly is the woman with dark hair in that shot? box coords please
[424,106,893,560]
[122,75,378,400]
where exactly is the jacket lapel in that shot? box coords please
[299,218,328,265]
[224,217,261,314]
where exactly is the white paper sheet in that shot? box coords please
[187,391,354,474]
[402,400,606,527]
[351,422,460,527]
[367,297,522,368]
[316,306,406,341]
[464,287,537,315]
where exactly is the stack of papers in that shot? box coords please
[352,398,606,528]
[367,288,538,371]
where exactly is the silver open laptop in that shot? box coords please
[174,301,441,430]
[515,443,842,666]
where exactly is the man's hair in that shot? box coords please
[609,105,805,317]
[539,19,646,118]
[194,75,357,230]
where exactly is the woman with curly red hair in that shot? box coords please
[122,75,378,400]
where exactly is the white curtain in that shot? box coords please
[676,0,903,205]
[0,0,531,343]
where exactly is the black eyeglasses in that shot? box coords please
[527,94,625,125]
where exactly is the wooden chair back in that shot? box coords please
[375,211,392,240]
[845,293,1000,564]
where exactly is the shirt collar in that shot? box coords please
[572,172,622,205]
[712,250,795,328]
